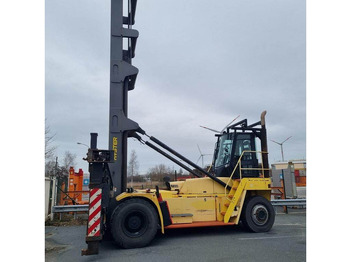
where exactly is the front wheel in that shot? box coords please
[110,198,159,248]
[241,195,275,233]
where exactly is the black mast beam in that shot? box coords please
[109,0,140,195]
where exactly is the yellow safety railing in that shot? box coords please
[224,150,269,201]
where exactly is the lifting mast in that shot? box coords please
[96,0,229,198]
[105,0,224,202]
[81,0,140,255]
[108,0,140,196]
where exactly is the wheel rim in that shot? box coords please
[251,204,269,226]
[123,210,148,237]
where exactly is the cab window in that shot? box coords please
[234,134,253,160]
[215,134,233,167]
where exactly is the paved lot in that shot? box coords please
[45,209,306,262]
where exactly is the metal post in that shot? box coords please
[270,135,292,214]
[289,162,297,198]
[281,170,288,214]
[131,168,133,188]
[50,176,57,221]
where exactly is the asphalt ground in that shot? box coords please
[45,208,306,262]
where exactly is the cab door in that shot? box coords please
[231,133,259,178]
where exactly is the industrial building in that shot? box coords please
[271,160,306,199]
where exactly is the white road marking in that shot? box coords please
[238,235,305,240]
[274,223,304,226]
[276,212,306,215]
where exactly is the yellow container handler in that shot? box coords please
[81,0,274,255]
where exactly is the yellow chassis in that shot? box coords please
[116,177,271,233]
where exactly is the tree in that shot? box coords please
[127,175,145,183]
[45,157,58,178]
[148,164,172,182]
[45,149,77,179]
[128,150,139,187]
[61,151,77,177]
[45,120,57,160]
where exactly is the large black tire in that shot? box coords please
[110,198,158,249]
[241,196,275,233]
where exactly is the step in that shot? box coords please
[224,203,240,208]
[231,210,239,217]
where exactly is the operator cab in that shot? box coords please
[212,117,267,178]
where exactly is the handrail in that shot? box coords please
[224,150,269,201]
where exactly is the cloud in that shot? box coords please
[46,0,305,173]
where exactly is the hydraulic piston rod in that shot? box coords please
[144,141,202,178]
[146,135,230,190]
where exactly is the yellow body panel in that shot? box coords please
[115,177,271,233]
[175,177,233,194]
[171,215,193,224]
[166,197,216,222]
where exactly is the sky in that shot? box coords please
[4,1,350,260]
[46,0,306,174]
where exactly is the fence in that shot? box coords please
[271,199,306,207]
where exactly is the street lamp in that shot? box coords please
[270,136,292,162]
[77,142,89,148]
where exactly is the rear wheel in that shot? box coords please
[110,198,158,248]
[241,195,275,232]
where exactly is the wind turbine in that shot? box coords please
[196,144,211,168]
[270,136,292,162]
[200,115,240,134]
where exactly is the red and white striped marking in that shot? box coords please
[87,188,102,237]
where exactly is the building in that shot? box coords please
[271,160,306,199]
